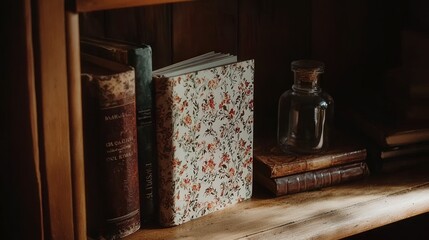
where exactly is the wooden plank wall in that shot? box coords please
[238,0,312,137]
[79,0,403,137]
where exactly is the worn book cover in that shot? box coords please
[81,37,156,224]
[154,57,254,226]
[255,162,369,196]
[341,105,429,148]
[81,53,140,239]
[254,132,367,179]
[366,141,429,173]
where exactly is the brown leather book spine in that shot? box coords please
[256,162,369,196]
[254,140,367,178]
[99,97,140,239]
[83,66,140,239]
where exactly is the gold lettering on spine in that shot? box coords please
[101,102,137,163]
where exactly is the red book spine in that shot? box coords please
[82,59,140,239]
[99,96,140,239]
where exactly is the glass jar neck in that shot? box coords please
[292,70,321,93]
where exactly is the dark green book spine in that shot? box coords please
[128,47,156,225]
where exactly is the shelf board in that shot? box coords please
[124,157,429,240]
[75,0,193,12]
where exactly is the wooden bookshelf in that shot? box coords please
[6,0,429,239]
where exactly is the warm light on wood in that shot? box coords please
[76,0,193,12]
[34,0,75,238]
[123,159,429,240]
[66,10,87,240]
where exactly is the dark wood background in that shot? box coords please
[79,0,425,138]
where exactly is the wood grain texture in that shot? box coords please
[172,0,238,62]
[123,158,429,240]
[238,0,312,138]
[135,4,173,69]
[79,11,106,38]
[34,0,75,238]
[75,0,193,13]
[66,10,87,240]
[105,8,139,42]
[2,0,43,238]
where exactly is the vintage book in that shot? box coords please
[81,53,140,239]
[366,141,429,173]
[340,103,429,148]
[378,142,429,159]
[81,37,156,224]
[254,133,367,179]
[153,52,254,226]
[255,162,369,196]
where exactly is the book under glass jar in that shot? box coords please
[277,60,334,154]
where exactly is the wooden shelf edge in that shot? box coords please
[123,159,429,240]
[75,0,193,12]
[244,183,429,240]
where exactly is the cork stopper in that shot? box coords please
[291,60,324,83]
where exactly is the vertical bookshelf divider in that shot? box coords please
[66,10,87,240]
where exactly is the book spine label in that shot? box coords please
[274,162,369,196]
[137,108,155,223]
[89,69,140,239]
[130,48,156,224]
[100,100,140,238]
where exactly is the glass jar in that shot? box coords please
[277,60,334,154]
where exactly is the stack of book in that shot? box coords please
[254,132,369,197]
[342,29,429,172]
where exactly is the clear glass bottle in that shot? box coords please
[277,60,334,154]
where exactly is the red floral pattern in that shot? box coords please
[155,60,254,226]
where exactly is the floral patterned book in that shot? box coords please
[154,54,254,226]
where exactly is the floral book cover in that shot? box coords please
[154,59,254,226]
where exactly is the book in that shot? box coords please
[153,52,254,226]
[80,37,156,224]
[342,106,429,148]
[254,132,367,179]
[81,53,140,239]
[378,142,429,159]
[255,162,369,196]
[366,141,429,173]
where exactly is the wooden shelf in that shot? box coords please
[124,157,429,240]
[75,0,193,12]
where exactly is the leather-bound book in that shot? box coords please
[81,53,140,239]
[254,132,367,179]
[80,37,156,224]
[255,162,369,196]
